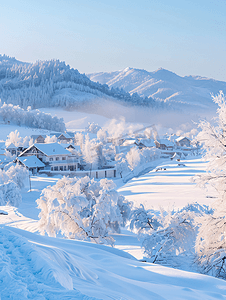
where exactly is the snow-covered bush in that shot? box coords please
[5,130,33,149]
[5,164,29,189]
[126,147,141,171]
[129,204,161,234]
[5,130,22,147]
[0,181,22,207]
[85,122,101,134]
[36,176,131,245]
[0,103,65,131]
[194,92,226,278]
[44,135,57,143]
[142,203,207,268]
[0,164,28,206]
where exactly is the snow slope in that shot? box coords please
[1,157,226,299]
[88,67,226,113]
[118,157,215,210]
[2,226,226,300]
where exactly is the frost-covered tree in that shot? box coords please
[82,135,98,170]
[126,147,141,171]
[44,135,57,143]
[5,130,22,147]
[194,92,226,278]
[0,102,65,131]
[142,203,208,268]
[74,132,84,148]
[85,122,101,134]
[130,204,161,234]
[0,164,28,206]
[36,176,131,245]
[0,181,22,207]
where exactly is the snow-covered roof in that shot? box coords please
[59,143,75,149]
[31,135,46,139]
[50,132,62,138]
[157,139,174,146]
[176,136,190,142]
[121,139,136,146]
[34,143,71,156]
[139,138,156,147]
[6,143,17,149]
[58,133,72,139]
[17,156,45,168]
[20,143,71,157]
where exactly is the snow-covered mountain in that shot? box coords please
[87,67,226,112]
[0,55,156,111]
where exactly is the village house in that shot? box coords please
[18,142,79,173]
[155,138,174,151]
[58,133,74,143]
[6,143,18,156]
[176,136,191,147]
[31,135,46,143]
[136,138,156,148]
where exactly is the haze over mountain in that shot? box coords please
[88,67,226,113]
[0,55,156,111]
[1,54,224,128]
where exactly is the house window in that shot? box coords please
[59,166,63,171]
[105,171,107,178]
[56,157,59,161]
[54,166,58,171]
[49,158,53,161]
[68,165,74,171]
[62,157,66,160]
[64,166,67,171]
[51,167,53,171]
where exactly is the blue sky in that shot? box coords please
[1,0,226,80]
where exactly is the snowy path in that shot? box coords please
[118,157,213,210]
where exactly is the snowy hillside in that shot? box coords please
[0,55,156,111]
[88,67,226,112]
[1,157,226,299]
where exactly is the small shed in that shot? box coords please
[16,155,45,174]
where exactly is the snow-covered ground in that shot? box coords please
[1,156,226,299]
[118,157,215,210]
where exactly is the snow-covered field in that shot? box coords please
[118,157,215,210]
[1,156,226,299]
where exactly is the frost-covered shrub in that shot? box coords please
[36,176,131,245]
[85,122,101,134]
[5,164,29,189]
[140,203,210,268]
[0,181,22,207]
[0,164,28,207]
[126,147,141,171]
[44,135,57,143]
[0,103,65,131]
[129,204,161,234]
